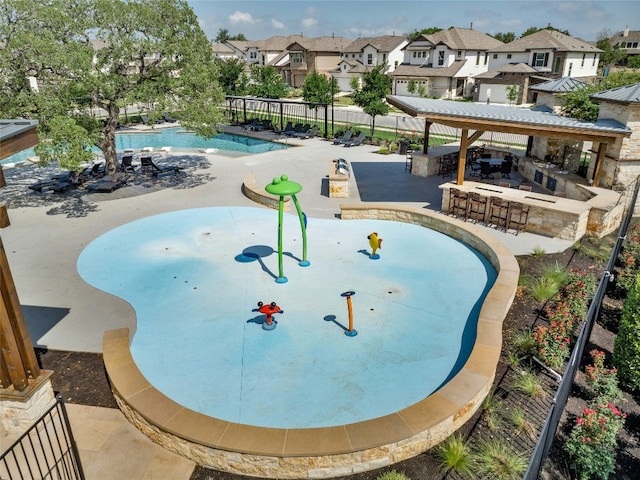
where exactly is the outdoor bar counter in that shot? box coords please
[440,181,623,242]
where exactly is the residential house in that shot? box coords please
[246,35,306,66]
[474,29,601,104]
[609,27,640,66]
[391,28,503,99]
[225,40,252,60]
[279,35,352,87]
[211,42,240,60]
[333,35,409,92]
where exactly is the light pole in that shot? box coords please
[330,75,335,137]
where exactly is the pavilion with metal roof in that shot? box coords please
[385,95,631,186]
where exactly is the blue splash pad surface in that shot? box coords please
[77,207,496,428]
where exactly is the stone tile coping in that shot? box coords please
[102,205,519,477]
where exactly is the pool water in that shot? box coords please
[1,128,286,165]
[77,207,497,429]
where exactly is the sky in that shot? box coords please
[186,0,639,43]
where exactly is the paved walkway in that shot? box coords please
[0,131,572,478]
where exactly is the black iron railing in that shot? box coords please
[1,394,84,480]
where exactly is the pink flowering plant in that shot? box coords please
[585,349,623,402]
[533,268,596,369]
[564,403,627,480]
[616,224,640,294]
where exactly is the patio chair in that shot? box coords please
[253,119,273,131]
[119,155,138,174]
[273,121,293,135]
[506,202,529,235]
[140,156,183,178]
[343,132,365,147]
[85,172,128,193]
[293,125,318,139]
[332,129,353,145]
[449,187,468,219]
[242,119,260,131]
[162,113,177,122]
[466,192,488,224]
[500,158,513,178]
[284,123,304,136]
[488,196,509,231]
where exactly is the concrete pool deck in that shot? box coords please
[0,132,573,478]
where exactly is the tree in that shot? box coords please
[0,0,225,175]
[247,65,286,99]
[215,28,230,43]
[407,80,417,96]
[493,32,516,43]
[506,85,519,105]
[596,32,627,70]
[349,75,360,92]
[301,71,335,123]
[561,71,640,121]
[214,29,247,42]
[520,25,570,37]
[407,27,442,42]
[628,55,640,69]
[217,58,249,96]
[352,65,392,138]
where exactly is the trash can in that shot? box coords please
[399,140,409,155]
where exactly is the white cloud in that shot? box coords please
[302,17,317,29]
[272,18,285,30]
[229,11,258,25]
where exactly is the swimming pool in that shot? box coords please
[1,128,286,165]
[78,206,497,429]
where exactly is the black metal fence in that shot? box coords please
[1,395,84,480]
[524,174,640,479]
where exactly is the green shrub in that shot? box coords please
[613,272,640,392]
[474,438,528,480]
[434,433,473,476]
[511,369,546,398]
[508,406,537,439]
[542,261,569,287]
[375,470,411,480]
[378,147,390,154]
[564,403,626,480]
[531,246,546,257]
[510,328,536,357]
[525,276,561,303]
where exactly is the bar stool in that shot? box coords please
[506,201,529,235]
[450,187,469,219]
[488,196,509,231]
[466,192,488,224]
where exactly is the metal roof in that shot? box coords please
[529,77,587,93]
[0,119,38,142]
[591,83,640,104]
[385,96,630,141]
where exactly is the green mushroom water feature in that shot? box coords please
[264,174,310,283]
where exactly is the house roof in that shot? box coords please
[590,83,640,104]
[211,43,236,55]
[342,35,407,54]
[609,30,640,53]
[226,40,251,53]
[474,63,538,79]
[391,61,467,78]
[489,29,601,53]
[254,35,307,51]
[288,36,352,53]
[424,28,503,51]
[385,96,630,143]
[529,77,588,92]
[337,59,369,74]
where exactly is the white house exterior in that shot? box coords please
[474,30,601,104]
[332,36,408,92]
[391,28,503,99]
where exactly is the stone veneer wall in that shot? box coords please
[0,373,55,434]
[103,205,520,479]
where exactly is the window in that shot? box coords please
[568,62,573,76]
[394,60,399,68]
[484,52,488,65]
[291,52,304,63]
[367,53,373,65]
[413,52,416,58]
[382,53,387,63]
[533,52,549,67]
[493,53,498,59]
[633,42,639,48]
[438,50,445,66]
[554,57,561,73]
[476,51,480,65]
[581,53,586,67]
[457,50,462,59]
[593,53,597,66]
[507,53,512,59]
